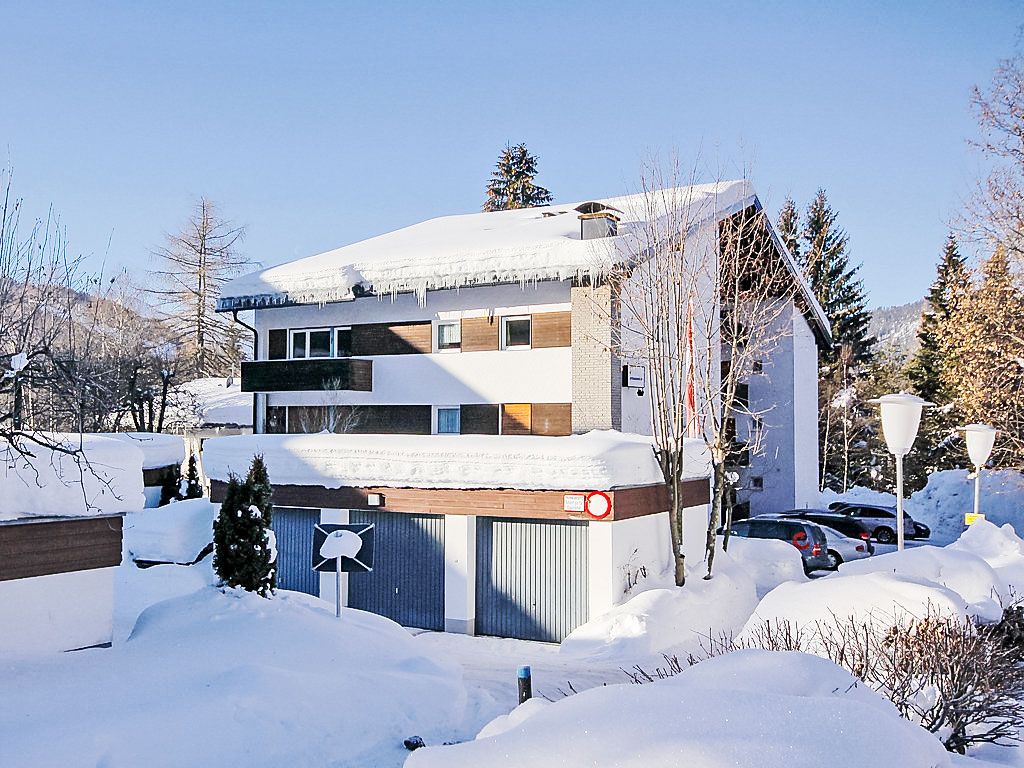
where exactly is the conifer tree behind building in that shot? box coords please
[184,453,203,499]
[483,143,553,212]
[213,455,277,596]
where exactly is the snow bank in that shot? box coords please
[171,377,253,428]
[124,498,216,564]
[1,587,466,767]
[739,572,969,642]
[103,432,185,469]
[560,551,758,662]
[202,431,699,491]
[837,545,1007,623]
[407,649,950,768]
[721,536,808,598]
[220,182,755,306]
[0,434,145,520]
[949,518,1024,596]
[821,469,1024,545]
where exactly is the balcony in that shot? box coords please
[241,358,373,393]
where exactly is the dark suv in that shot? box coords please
[724,517,832,573]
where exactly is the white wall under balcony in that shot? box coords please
[266,347,572,407]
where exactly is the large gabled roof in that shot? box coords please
[218,180,830,345]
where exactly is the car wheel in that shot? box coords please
[826,550,842,570]
[875,527,896,544]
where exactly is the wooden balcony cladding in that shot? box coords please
[531,403,571,436]
[461,404,499,434]
[0,516,123,582]
[351,321,432,356]
[211,480,685,522]
[531,311,571,348]
[241,358,373,392]
[461,316,499,352]
[501,403,532,435]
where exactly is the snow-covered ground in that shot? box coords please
[123,497,217,564]
[4,504,1024,766]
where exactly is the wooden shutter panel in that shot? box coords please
[461,316,500,352]
[351,322,432,355]
[531,312,571,348]
[530,403,571,436]
[501,404,532,435]
[460,404,499,434]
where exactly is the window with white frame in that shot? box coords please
[335,327,352,357]
[501,315,531,349]
[437,407,461,434]
[437,321,461,351]
[290,328,332,359]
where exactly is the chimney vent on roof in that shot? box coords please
[578,205,620,240]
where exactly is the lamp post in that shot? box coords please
[960,424,997,522]
[869,393,932,551]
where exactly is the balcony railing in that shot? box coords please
[241,358,372,392]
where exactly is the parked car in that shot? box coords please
[826,502,921,543]
[769,508,878,542]
[816,524,874,569]
[723,517,832,573]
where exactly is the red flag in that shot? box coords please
[685,297,699,438]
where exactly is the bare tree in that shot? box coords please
[598,159,801,583]
[150,198,249,378]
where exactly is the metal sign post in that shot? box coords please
[312,523,375,618]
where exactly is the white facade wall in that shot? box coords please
[252,282,574,426]
[586,513,675,618]
[0,567,115,654]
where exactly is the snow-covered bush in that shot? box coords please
[212,454,276,596]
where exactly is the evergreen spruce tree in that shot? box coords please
[776,197,801,262]
[483,143,553,212]
[800,189,875,365]
[212,455,276,596]
[158,465,183,506]
[184,453,203,499]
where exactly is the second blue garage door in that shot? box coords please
[347,509,445,631]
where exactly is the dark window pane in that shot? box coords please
[336,328,352,357]
[504,318,531,347]
[265,406,286,434]
[268,329,288,360]
[309,330,331,358]
[292,332,307,359]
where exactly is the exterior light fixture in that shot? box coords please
[960,424,997,523]
[869,393,933,551]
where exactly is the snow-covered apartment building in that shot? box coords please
[206,180,830,641]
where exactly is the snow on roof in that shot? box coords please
[218,181,754,308]
[102,432,185,469]
[0,434,145,521]
[172,377,253,428]
[201,431,711,492]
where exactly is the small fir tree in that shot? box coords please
[158,464,183,506]
[183,453,203,499]
[483,143,553,212]
[212,455,276,596]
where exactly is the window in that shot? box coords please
[750,476,764,490]
[336,327,352,357]
[437,407,460,434]
[437,321,461,351]
[752,361,764,374]
[290,328,333,359]
[268,329,288,360]
[501,316,531,349]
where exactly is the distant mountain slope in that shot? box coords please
[869,299,924,356]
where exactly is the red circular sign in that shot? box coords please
[792,531,810,550]
[585,491,612,519]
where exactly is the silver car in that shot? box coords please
[827,502,917,544]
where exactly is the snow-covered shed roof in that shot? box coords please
[170,377,253,428]
[201,431,711,492]
[0,434,145,522]
[217,181,830,344]
[103,432,185,469]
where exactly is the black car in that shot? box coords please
[724,517,832,573]
[827,502,926,542]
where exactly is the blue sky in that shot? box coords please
[1,1,1018,308]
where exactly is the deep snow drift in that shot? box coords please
[406,649,952,768]
[123,497,217,564]
[0,585,466,768]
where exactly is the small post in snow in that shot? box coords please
[517,665,532,704]
[336,556,342,619]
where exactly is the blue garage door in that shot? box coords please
[347,510,445,631]
[475,518,589,642]
[271,507,321,596]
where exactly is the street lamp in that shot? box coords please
[869,393,933,551]
[960,424,997,523]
